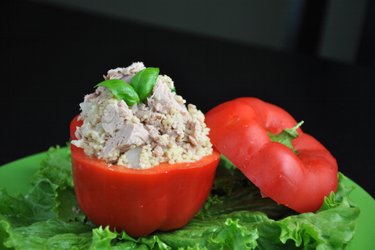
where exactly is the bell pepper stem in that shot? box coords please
[268,121,304,155]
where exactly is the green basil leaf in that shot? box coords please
[130,67,159,102]
[97,79,140,106]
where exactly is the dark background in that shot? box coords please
[1,0,374,196]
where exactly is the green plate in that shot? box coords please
[0,151,374,249]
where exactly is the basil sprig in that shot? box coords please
[96,79,140,106]
[129,67,159,102]
[96,67,159,106]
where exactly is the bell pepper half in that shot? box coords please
[205,97,338,213]
[70,116,220,237]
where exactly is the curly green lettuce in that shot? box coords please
[0,147,359,250]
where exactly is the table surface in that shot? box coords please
[1,0,375,196]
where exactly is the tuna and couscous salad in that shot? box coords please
[71,62,212,169]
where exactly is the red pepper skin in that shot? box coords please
[205,98,338,213]
[70,117,220,237]
[70,115,82,140]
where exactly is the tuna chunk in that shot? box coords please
[101,123,149,157]
[147,80,187,114]
[79,87,111,120]
[104,62,145,82]
[123,147,142,168]
[101,100,133,134]
[145,125,160,140]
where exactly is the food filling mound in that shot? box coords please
[71,62,212,169]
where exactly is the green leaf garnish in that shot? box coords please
[268,121,304,154]
[96,79,140,106]
[96,67,160,106]
[130,67,159,102]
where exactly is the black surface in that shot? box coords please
[358,0,375,66]
[295,0,328,54]
[1,0,374,197]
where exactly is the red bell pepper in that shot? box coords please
[70,116,220,237]
[205,97,338,213]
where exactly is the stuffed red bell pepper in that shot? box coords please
[205,97,338,213]
[70,62,220,237]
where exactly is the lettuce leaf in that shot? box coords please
[0,147,359,250]
[31,145,73,189]
[0,179,93,249]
